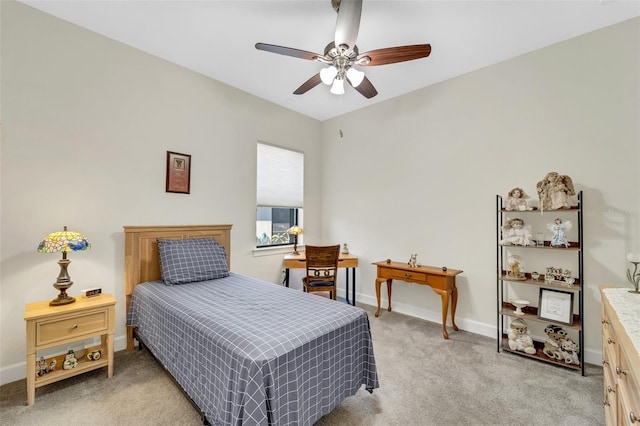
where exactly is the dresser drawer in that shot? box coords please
[36,308,108,347]
[619,343,640,425]
[604,364,618,426]
[603,327,617,376]
[619,388,640,425]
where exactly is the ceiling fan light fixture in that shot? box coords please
[320,66,338,85]
[346,67,364,87]
[255,0,429,99]
[330,78,345,95]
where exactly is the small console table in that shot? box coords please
[372,260,463,339]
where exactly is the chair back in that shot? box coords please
[304,245,340,284]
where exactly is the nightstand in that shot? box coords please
[24,293,116,405]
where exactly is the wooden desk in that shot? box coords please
[373,261,463,339]
[283,252,358,306]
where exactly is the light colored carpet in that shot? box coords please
[1,304,604,425]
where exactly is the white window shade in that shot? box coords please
[257,143,304,208]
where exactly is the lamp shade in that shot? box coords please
[346,67,365,87]
[330,78,345,95]
[286,226,304,236]
[286,226,304,255]
[320,66,338,85]
[38,226,90,306]
[38,226,91,253]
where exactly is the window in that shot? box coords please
[256,143,303,248]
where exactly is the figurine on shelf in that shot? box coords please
[49,359,57,372]
[547,218,572,248]
[500,218,534,246]
[505,187,533,211]
[63,350,78,370]
[536,171,575,211]
[408,254,417,268]
[508,318,536,355]
[545,266,572,282]
[87,349,103,361]
[341,243,349,255]
[560,338,580,365]
[542,324,568,360]
[36,356,49,377]
[507,255,525,280]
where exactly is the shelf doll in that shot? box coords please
[536,171,575,211]
[547,218,572,248]
[500,218,534,246]
[508,318,536,355]
[505,187,533,211]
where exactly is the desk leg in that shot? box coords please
[450,285,459,332]
[284,268,290,287]
[345,268,350,304]
[352,267,356,306]
[374,278,392,317]
[344,268,356,306]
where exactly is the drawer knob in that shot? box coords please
[404,273,412,279]
[616,366,628,376]
[631,412,638,423]
[71,324,78,330]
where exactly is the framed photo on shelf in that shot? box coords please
[166,151,191,194]
[537,288,574,326]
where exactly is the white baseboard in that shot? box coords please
[352,292,602,367]
[2,292,601,386]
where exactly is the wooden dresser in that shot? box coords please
[601,287,640,425]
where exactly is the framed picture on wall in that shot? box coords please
[537,288,574,326]
[166,151,191,194]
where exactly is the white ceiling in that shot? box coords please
[19,0,640,121]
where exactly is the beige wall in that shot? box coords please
[320,17,640,363]
[1,0,638,385]
[0,1,322,384]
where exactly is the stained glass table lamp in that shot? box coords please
[37,226,91,306]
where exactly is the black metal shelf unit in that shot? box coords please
[496,191,584,375]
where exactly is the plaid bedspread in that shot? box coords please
[127,273,379,425]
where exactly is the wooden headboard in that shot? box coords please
[123,224,232,349]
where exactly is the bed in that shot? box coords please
[124,225,378,425]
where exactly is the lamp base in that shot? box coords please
[50,293,76,306]
[50,277,75,306]
[49,257,76,305]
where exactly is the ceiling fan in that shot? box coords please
[255,0,431,98]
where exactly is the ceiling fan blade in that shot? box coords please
[293,73,323,95]
[348,75,377,99]
[358,44,431,66]
[255,43,319,61]
[334,0,362,53]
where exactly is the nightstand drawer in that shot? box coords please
[36,309,108,347]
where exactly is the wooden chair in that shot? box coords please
[302,245,340,300]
